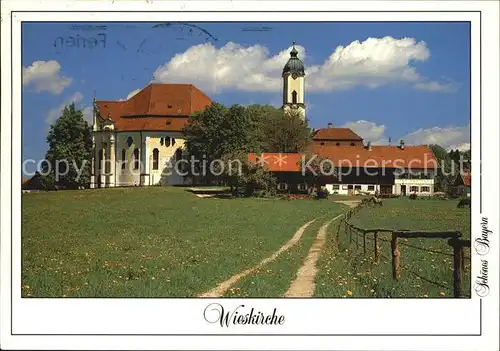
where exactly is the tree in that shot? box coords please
[184,103,261,184]
[184,103,313,192]
[430,144,457,194]
[259,108,312,153]
[43,103,92,189]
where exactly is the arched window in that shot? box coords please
[292,90,297,104]
[126,136,133,148]
[172,138,176,146]
[121,149,126,169]
[152,148,159,170]
[98,149,104,170]
[165,137,171,147]
[160,137,164,146]
[133,148,139,170]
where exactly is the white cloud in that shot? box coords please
[119,88,141,101]
[153,42,306,93]
[23,60,72,95]
[46,92,93,126]
[447,142,470,152]
[338,119,470,150]
[152,37,455,94]
[81,106,93,124]
[413,81,459,93]
[401,124,470,150]
[340,120,387,144]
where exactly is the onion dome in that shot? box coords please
[282,41,305,77]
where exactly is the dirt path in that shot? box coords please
[333,200,361,209]
[199,219,316,298]
[283,214,344,297]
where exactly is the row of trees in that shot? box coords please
[183,103,313,195]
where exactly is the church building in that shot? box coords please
[91,41,437,196]
[90,84,212,188]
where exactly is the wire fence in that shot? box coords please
[339,199,471,298]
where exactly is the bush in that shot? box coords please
[316,188,329,200]
[409,193,418,200]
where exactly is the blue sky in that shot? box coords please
[22,21,470,175]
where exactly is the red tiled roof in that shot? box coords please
[311,144,437,169]
[313,128,363,141]
[248,153,303,172]
[95,84,213,131]
[249,145,437,172]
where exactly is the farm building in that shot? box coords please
[90,41,438,196]
[453,172,471,197]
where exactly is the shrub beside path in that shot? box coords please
[199,219,317,297]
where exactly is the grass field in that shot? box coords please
[315,198,471,298]
[22,187,343,297]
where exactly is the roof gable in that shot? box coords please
[313,128,363,141]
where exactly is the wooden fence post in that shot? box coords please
[451,239,463,298]
[391,232,401,280]
[374,231,380,264]
[363,232,367,255]
[356,228,359,250]
[461,247,465,271]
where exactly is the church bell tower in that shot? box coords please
[282,41,305,120]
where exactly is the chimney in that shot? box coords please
[366,141,372,151]
[400,139,405,150]
[327,122,333,128]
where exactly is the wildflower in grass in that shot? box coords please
[151,277,155,280]
[423,293,428,298]
[370,289,375,293]
[347,290,353,296]
[439,292,446,296]
[23,285,30,289]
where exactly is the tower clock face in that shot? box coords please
[292,73,298,79]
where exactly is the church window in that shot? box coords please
[98,149,104,170]
[127,136,133,148]
[350,142,355,146]
[152,148,159,170]
[133,148,139,170]
[160,137,164,146]
[165,137,171,147]
[121,149,126,169]
[292,91,297,104]
[172,138,176,146]
[336,142,340,146]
